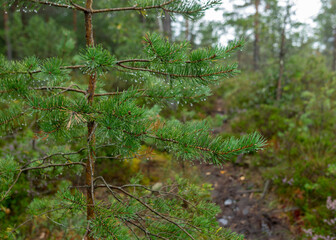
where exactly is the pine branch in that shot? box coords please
[186,40,245,63]
[115,34,243,83]
[84,177,170,240]
[32,86,87,95]
[116,62,237,78]
[0,111,26,126]
[23,147,87,168]
[28,0,74,9]
[149,132,264,157]
[91,0,176,13]
[95,89,145,97]
[95,176,196,240]
[0,40,241,86]
[78,0,219,18]
[1,170,23,202]
[22,162,86,171]
[1,162,85,202]
[117,59,151,64]
[1,86,86,95]
[18,0,220,18]
[126,220,169,240]
[0,65,84,76]
[115,121,266,164]
[8,207,68,236]
[95,89,206,100]
[90,178,220,238]
[95,183,198,210]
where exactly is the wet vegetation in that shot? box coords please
[1,0,336,239]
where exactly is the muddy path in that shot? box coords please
[199,163,296,240]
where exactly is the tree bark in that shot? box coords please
[189,21,196,49]
[73,9,77,32]
[253,0,260,71]
[277,25,285,101]
[237,50,242,67]
[185,18,189,40]
[3,7,12,60]
[84,0,96,239]
[163,10,172,41]
[333,28,336,71]
[277,4,291,101]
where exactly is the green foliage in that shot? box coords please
[220,48,336,236]
[12,176,244,240]
[0,156,19,197]
[0,105,25,132]
[140,33,243,84]
[316,0,336,69]
[0,1,264,239]
[152,120,265,163]
[130,0,221,18]
[81,46,116,76]
[9,13,76,59]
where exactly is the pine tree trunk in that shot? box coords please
[333,28,336,71]
[277,26,285,101]
[163,10,172,41]
[237,49,242,66]
[84,1,96,239]
[185,18,189,40]
[253,0,260,71]
[3,7,12,60]
[73,9,77,32]
[277,5,291,101]
[190,21,196,49]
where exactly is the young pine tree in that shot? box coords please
[0,0,265,239]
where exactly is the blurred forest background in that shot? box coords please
[1,0,336,239]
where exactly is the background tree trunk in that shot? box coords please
[277,3,291,101]
[253,0,260,71]
[277,26,285,101]
[185,18,189,40]
[163,10,172,41]
[3,8,12,60]
[333,28,336,71]
[73,9,77,32]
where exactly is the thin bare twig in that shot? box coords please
[95,89,145,97]
[22,147,87,168]
[1,170,23,202]
[22,162,86,171]
[95,176,122,203]
[29,0,74,9]
[126,220,169,240]
[1,162,85,202]
[9,207,67,235]
[91,0,176,13]
[95,177,195,240]
[33,86,86,95]
[0,65,84,76]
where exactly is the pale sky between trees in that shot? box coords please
[204,0,322,44]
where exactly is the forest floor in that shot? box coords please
[199,163,296,240]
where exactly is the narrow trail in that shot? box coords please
[199,98,296,239]
[199,163,295,240]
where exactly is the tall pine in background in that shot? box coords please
[0,0,265,239]
[317,0,336,71]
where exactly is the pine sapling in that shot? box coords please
[0,0,266,239]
